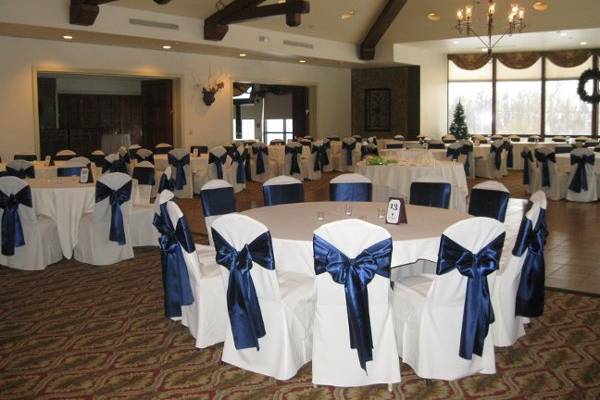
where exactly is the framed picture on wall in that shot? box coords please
[364,88,391,131]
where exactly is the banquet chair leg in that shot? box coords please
[388,383,393,392]
[425,379,432,386]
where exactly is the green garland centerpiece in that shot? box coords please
[366,155,398,166]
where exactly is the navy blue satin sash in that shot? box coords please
[513,213,548,318]
[461,145,473,175]
[386,143,403,149]
[490,146,502,170]
[57,166,94,183]
[410,182,451,209]
[89,154,106,166]
[510,137,521,142]
[285,146,302,175]
[361,146,379,159]
[213,229,275,350]
[446,147,461,160]
[535,151,555,187]
[102,158,127,174]
[263,183,304,206]
[158,173,174,194]
[201,187,236,216]
[313,235,392,371]
[6,166,34,179]
[153,204,195,318]
[527,137,537,143]
[14,155,37,161]
[209,153,228,179]
[505,143,514,168]
[312,145,329,172]
[235,148,249,183]
[132,167,155,186]
[95,180,132,245]
[253,147,268,176]
[468,188,509,222]
[330,182,372,202]
[568,154,594,193]
[155,146,173,155]
[134,153,155,164]
[437,233,504,359]
[428,143,446,149]
[54,154,75,161]
[342,141,356,166]
[0,187,31,256]
[168,154,190,190]
[521,151,533,185]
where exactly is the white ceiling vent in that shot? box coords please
[283,39,314,49]
[129,18,179,31]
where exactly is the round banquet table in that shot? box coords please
[241,201,470,278]
[0,161,58,179]
[355,160,468,212]
[29,177,96,259]
[555,153,600,173]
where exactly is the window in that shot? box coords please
[496,81,541,135]
[264,118,293,143]
[448,81,493,134]
[232,119,255,140]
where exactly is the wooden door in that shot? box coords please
[291,86,309,138]
[141,80,173,149]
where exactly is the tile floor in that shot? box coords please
[178,170,600,296]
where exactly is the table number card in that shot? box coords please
[192,148,199,157]
[44,155,51,166]
[386,197,407,225]
[79,167,89,184]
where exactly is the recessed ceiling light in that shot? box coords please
[481,48,488,52]
[533,2,548,11]
[427,12,441,21]
[558,31,568,37]
[580,41,588,46]
[239,53,247,57]
[63,35,73,40]
[299,59,307,63]
[162,45,171,50]
[277,0,285,3]
[341,10,355,20]
[452,40,460,45]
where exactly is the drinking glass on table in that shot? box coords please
[344,204,352,216]
[316,211,325,221]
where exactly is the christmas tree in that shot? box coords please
[449,101,469,139]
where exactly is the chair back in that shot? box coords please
[6,160,35,179]
[554,144,573,154]
[57,159,93,182]
[200,179,236,217]
[386,140,403,149]
[128,144,141,159]
[155,143,174,154]
[527,135,541,143]
[269,139,285,146]
[190,145,208,155]
[94,172,133,245]
[0,176,35,256]
[428,139,445,149]
[132,161,155,204]
[158,166,174,194]
[552,136,567,143]
[263,176,304,206]
[442,134,457,143]
[208,146,230,180]
[360,143,378,159]
[393,134,405,141]
[329,173,372,202]
[135,148,155,164]
[567,147,596,196]
[102,153,127,174]
[509,135,521,142]
[55,149,77,161]
[469,181,510,222]
[284,142,303,178]
[89,150,106,166]
[534,147,556,188]
[574,136,588,143]
[327,136,341,142]
[14,154,37,162]
[410,176,452,209]
[167,149,191,191]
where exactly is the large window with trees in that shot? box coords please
[448,61,493,134]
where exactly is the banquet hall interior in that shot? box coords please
[0,0,599,398]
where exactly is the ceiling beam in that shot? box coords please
[69,0,117,26]
[359,0,407,60]
[204,0,310,41]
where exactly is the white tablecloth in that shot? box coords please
[356,160,468,212]
[154,154,208,172]
[555,153,600,173]
[0,161,58,179]
[241,201,469,277]
[101,134,131,154]
[29,178,96,259]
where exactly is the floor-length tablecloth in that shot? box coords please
[356,160,468,212]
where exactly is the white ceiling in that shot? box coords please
[112,0,600,47]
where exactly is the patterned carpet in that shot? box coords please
[1,247,599,399]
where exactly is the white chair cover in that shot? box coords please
[250,143,274,183]
[335,137,359,172]
[74,172,134,265]
[199,179,236,247]
[6,159,35,179]
[213,214,313,380]
[303,142,324,181]
[475,140,506,179]
[208,146,234,184]
[132,161,155,204]
[566,147,597,202]
[0,176,62,270]
[312,219,400,387]
[394,135,405,141]
[283,142,305,180]
[168,149,193,199]
[393,217,505,380]
[322,139,334,173]
[521,149,540,194]
[534,147,567,201]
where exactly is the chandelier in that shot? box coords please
[455,1,526,55]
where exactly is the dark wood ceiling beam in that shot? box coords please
[204,0,309,41]
[69,0,117,26]
[359,0,407,60]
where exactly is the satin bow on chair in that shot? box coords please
[490,146,502,171]
[342,141,356,166]
[436,233,505,360]
[313,235,392,371]
[568,154,594,193]
[0,187,31,256]
[209,152,228,180]
[504,142,514,168]
[513,213,548,318]
[233,148,248,183]
[132,167,155,186]
[312,145,329,172]
[102,158,127,174]
[6,166,34,179]
[285,146,301,175]
[153,204,195,318]
[361,145,378,159]
[95,180,132,245]
[168,154,190,190]
[213,229,275,350]
[252,146,268,177]
[158,173,175,194]
[535,151,555,187]
[521,150,534,185]
[447,146,469,175]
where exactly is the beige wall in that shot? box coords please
[0,36,351,161]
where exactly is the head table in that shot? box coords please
[355,159,468,212]
[241,201,469,278]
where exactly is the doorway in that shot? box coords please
[232,82,310,143]
[36,72,175,157]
